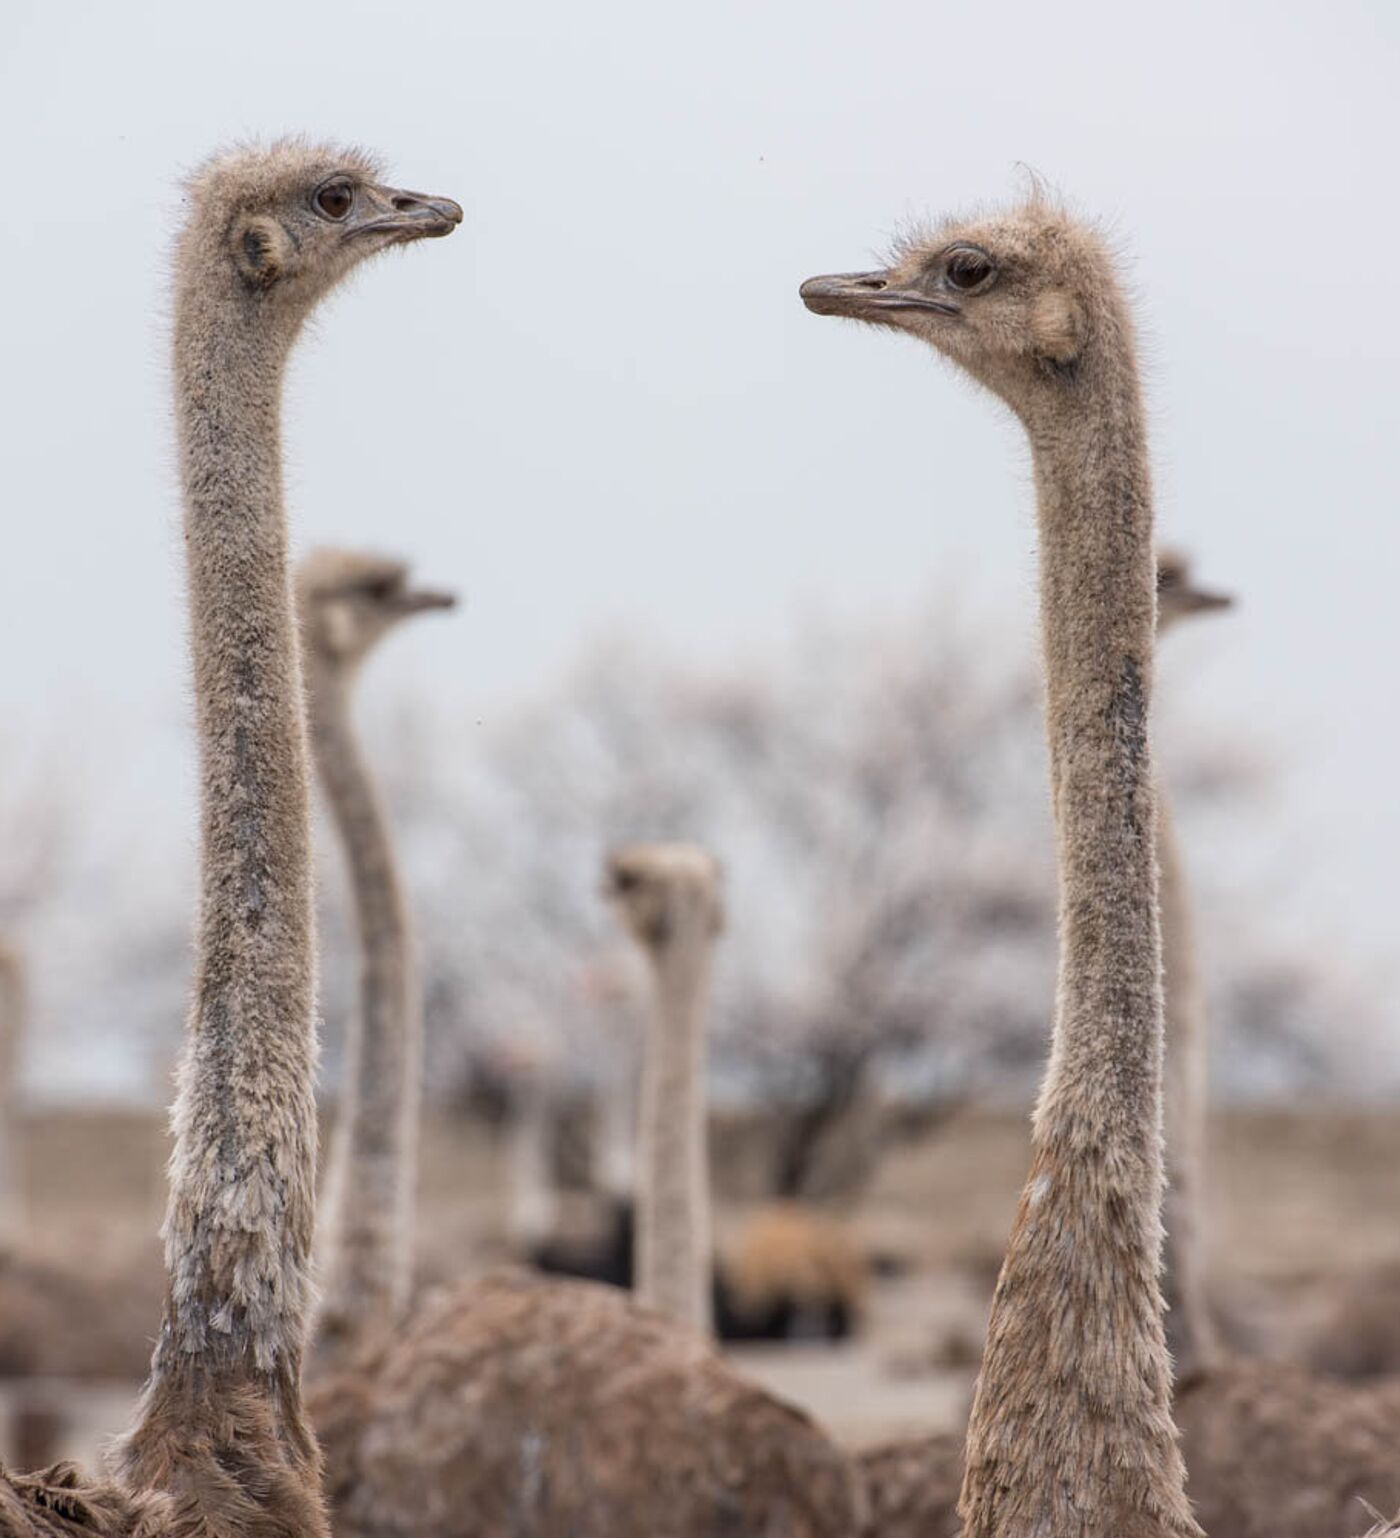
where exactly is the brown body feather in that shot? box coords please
[311,1270,863,1538]
[855,1433,963,1538]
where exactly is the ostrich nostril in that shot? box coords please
[855,276,888,290]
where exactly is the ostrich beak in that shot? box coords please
[396,587,458,614]
[350,186,464,243]
[799,270,959,319]
[1181,588,1235,614]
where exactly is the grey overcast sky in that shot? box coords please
[2,0,1397,962]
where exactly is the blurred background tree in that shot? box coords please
[11,590,1392,1191]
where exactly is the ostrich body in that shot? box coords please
[1148,559,1400,1537]
[298,547,455,1371]
[0,139,459,1538]
[311,843,862,1538]
[803,199,1197,1538]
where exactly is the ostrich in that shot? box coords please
[1153,549,1233,1381]
[604,842,720,1332]
[1141,556,1400,1538]
[0,139,459,1538]
[296,547,455,1372]
[802,196,1199,1538]
[535,853,867,1342]
[309,841,862,1538]
[846,549,1235,1538]
[804,203,1400,1535]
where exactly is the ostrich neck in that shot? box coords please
[636,936,713,1334]
[0,953,25,1245]
[506,1076,555,1250]
[597,1070,637,1200]
[1031,376,1160,1137]
[960,357,1198,1538]
[306,656,417,1355]
[139,294,319,1425]
[1157,788,1218,1379]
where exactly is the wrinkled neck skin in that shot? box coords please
[306,653,417,1367]
[636,929,714,1335]
[1156,790,1219,1382]
[959,338,1198,1538]
[115,281,326,1533]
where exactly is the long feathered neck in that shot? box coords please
[306,650,418,1363]
[636,928,714,1334]
[1156,789,1218,1381]
[959,319,1198,1538]
[118,278,326,1531]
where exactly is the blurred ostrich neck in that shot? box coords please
[597,1074,636,1199]
[961,349,1197,1537]
[138,286,319,1434]
[0,949,25,1245]
[507,1076,555,1249]
[637,927,713,1334]
[307,652,417,1348]
[1157,791,1219,1379]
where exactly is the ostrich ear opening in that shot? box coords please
[1030,289,1085,366]
[233,216,293,289]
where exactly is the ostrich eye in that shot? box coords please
[362,577,397,601]
[314,180,355,221]
[945,249,996,293]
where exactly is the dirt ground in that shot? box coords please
[6,1104,1398,1466]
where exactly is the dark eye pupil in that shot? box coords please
[948,254,993,291]
[316,183,353,220]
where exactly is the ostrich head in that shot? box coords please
[1157,549,1234,634]
[178,139,461,318]
[297,548,456,670]
[604,844,724,953]
[800,198,1125,419]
